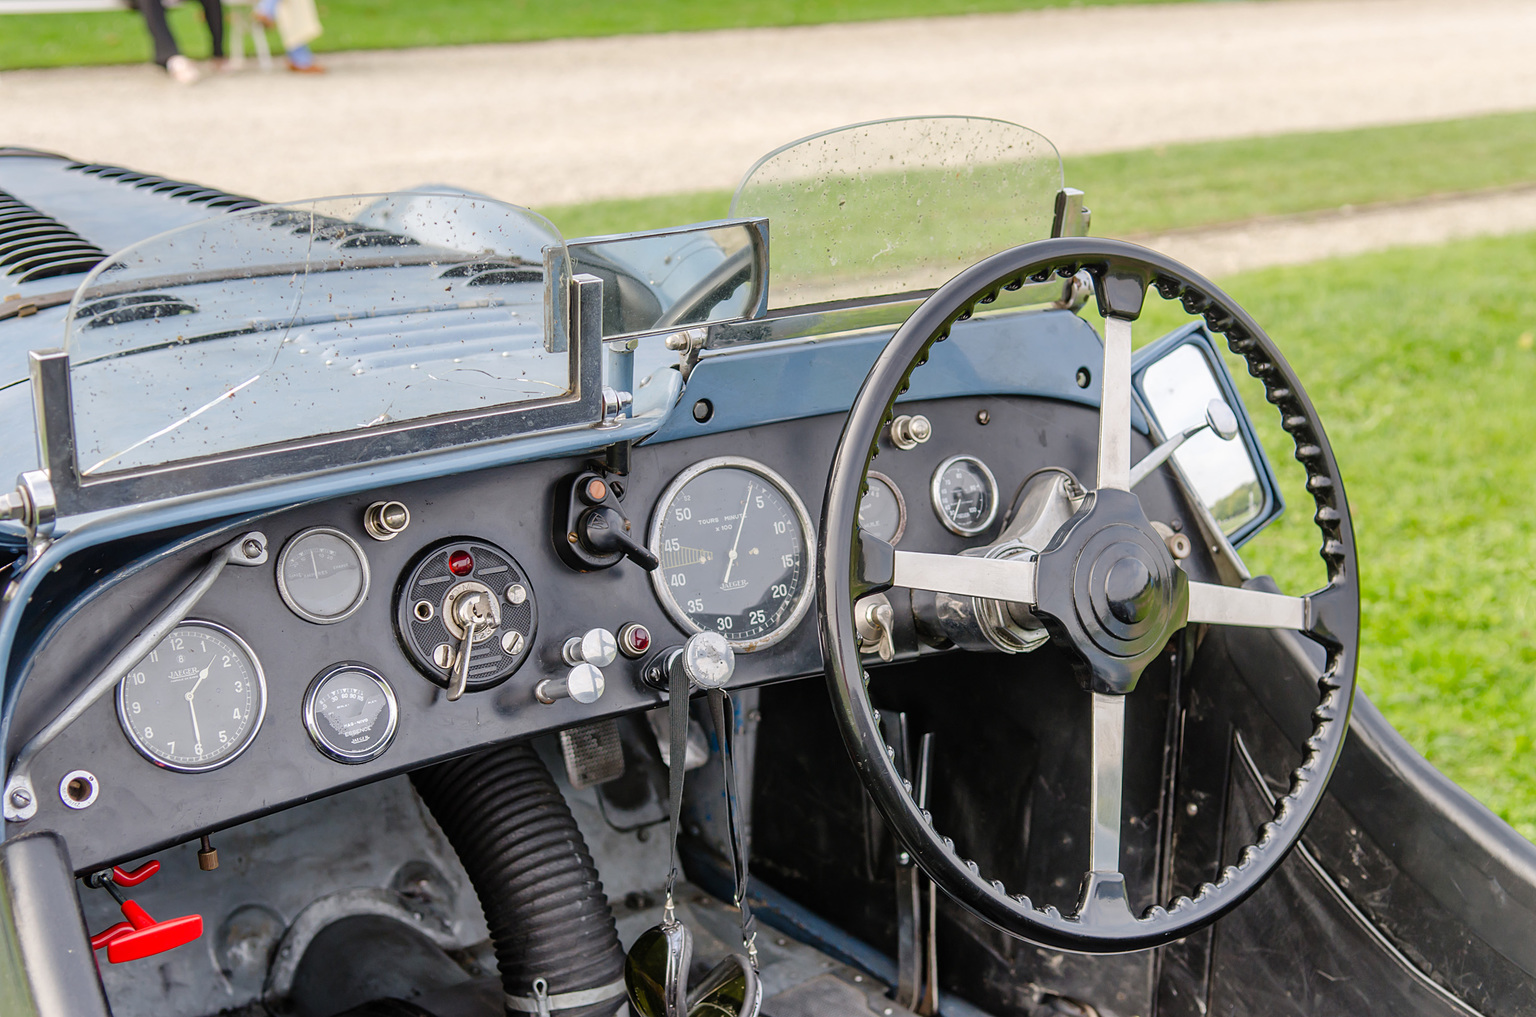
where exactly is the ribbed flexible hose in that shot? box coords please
[411,741,625,1017]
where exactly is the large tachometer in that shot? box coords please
[650,457,814,651]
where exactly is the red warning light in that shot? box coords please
[448,550,474,577]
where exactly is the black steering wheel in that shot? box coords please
[816,237,1359,952]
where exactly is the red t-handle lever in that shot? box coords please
[87,860,202,963]
[102,901,203,964]
[110,860,159,887]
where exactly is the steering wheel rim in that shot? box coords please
[816,237,1360,952]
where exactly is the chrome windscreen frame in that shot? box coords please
[26,272,606,519]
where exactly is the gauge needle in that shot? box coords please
[184,661,210,753]
[722,482,753,587]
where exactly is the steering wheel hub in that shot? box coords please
[1034,489,1189,694]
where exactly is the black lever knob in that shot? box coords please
[581,506,660,571]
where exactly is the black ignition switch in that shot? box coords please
[555,469,659,573]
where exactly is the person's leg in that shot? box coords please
[137,0,180,67]
[198,0,225,59]
[285,42,323,71]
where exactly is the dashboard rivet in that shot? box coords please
[692,399,714,423]
[1076,367,1092,389]
[432,643,454,670]
[241,538,264,560]
[9,788,31,809]
[976,409,991,425]
[413,600,435,622]
[501,630,525,656]
[506,584,528,605]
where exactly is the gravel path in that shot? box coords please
[2,0,1535,273]
[3,0,1536,208]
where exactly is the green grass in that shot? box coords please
[1135,233,1536,839]
[3,0,1183,72]
[536,111,1536,242]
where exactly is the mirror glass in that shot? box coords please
[569,221,766,339]
[1140,343,1265,535]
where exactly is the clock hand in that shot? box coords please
[184,661,211,701]
[722,481,753,587]
[187,698,203,755]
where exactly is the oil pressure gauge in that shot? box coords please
[931,454,999,536]
[303,664,398,763]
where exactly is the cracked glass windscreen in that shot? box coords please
[729,116,1063,309]
[63,193,570,477]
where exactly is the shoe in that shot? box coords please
[286,58,325,73]
[252,7,275,27]
[166,54,201,84]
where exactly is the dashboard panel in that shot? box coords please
[5,393,1197,872]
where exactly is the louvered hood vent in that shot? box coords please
[0,187,110,284]
[66,162,262,212]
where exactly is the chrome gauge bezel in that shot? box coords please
[930,454,1000,537]
[648,456,817,652]
[275,526,371,625]
[862,470,908,545]
[116,620,268,774]
[302,663,399,764]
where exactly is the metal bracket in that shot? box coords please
[1052,187,1092,239]
[3,531,269,822]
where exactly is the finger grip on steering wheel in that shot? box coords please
[817,236,1360,952]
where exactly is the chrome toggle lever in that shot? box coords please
[1129,398,1239,489]
[447,590,497,702]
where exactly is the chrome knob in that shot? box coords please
[536,663,606,705]
[563,628,618,668]
[889,414,932,450]
[668,631,735,690]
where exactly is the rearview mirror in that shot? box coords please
[1132,325,1284,546]
[568,219,769,340]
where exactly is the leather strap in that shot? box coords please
[664,648,689,910]
[707,688,757,969]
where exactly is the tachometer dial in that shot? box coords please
[276,526,370,624]
[931,454,999,536]
[116,621,266,772]
[858,471,907,544]
[649,457,814,651]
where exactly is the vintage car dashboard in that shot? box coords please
[3,308,1220,875]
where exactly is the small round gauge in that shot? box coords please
[858,471,907,544]
[276,527,370,624]
[303,664,399,764]
[931,454,999,536]
[649,457,815,652]
[117,621,267,773]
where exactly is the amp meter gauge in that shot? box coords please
[648,457,815,652]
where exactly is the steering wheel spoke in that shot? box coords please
[1088,693,1125,875]
[1096,315,1134,492]
[1185,581,1307,630]
[890,549,1037,604]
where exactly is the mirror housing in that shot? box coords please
[1131,324,1285,547]
[567,219,769,340]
